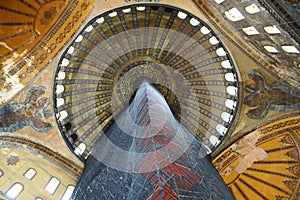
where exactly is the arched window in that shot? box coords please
[6,182,24,199]
[45,177,60,195]
[24,168,37,180]
[74,143,86,156]
[61,185,75,200]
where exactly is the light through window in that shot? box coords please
[24,168,37,180]
[225,7,245,22]
[242,26,259,35]
[6,183,24,199]
[45,177,60,195]
[61,185,75,200]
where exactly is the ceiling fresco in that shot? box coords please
[0,0,299,199]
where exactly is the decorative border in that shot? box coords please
[213,115,300,199]
[0,135,82,178]
[214,113,300,164]
[215,112,300,154]
[8,0,95,86]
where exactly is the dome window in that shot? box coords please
[221,60,232,69]
[177,11,187,19]
[122,8,131,13]
[57,71,66,80]
[216,124,227,136]
[214,0,225,4]
[61,58,69,67]
[216,47,226,56]
[6,183,24,199]
[24,168,37,180]
[221,112,232,123]
[137,6,145,11]
[282,46,299,54]
[74,143,87,156]
[242,26,259,35]
[190,18,200,26]
[226,86,238,96]
[109,11,117,17]
[61,185,75,200]
[225,99,236,109]
[45,177,60,195]
[59,110,68,121]
[96,17,104,24]
[67,46,74,54]
[56,85,64,94]
[75,35,83,43]
[200,26,210,35]
[209,36,219,45]
[264,46,279,53]
[209,135,221,146]
[85,25,93,32]
[225,7,245,22]
[245,4,260,14]
[56,98,65,107]
[225,73,235,82]
[264,25,281,34]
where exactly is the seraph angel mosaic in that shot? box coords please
[0,86,52,133]
[244,70,300,119]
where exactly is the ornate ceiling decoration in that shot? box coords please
[53,4,241,160]
[0,135,82,199]
[258,0,300,43]
[194,0,300,89]
[213,113,300,199]
[0,0,95,105]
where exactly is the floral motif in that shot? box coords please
[7,155,20,166]
[244,70,300,119]
[40,6,57,25]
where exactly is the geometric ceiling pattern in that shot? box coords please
[0,0,299,199]
[0,0,95,104]
[213,113,300,199]
[53,3,240,161]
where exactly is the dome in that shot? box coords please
[53,4,240,160]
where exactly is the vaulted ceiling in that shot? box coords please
[0,0,299,199]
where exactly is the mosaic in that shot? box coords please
[0,86,52,132]
[0,0,95,105]
[193,0,300,89]
[213,115,300,199]
[7,155,20,166]
[245,70,300,119]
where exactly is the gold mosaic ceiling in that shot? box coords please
[0,0,95,104]
[213,114,300,199]
[0,0,299,199]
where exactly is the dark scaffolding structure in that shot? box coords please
[71,83,234,200]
